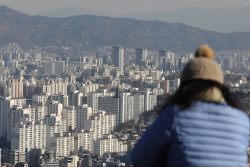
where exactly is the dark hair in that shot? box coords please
[159,79,239,114]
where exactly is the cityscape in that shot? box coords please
[1,1,250,167]
[0,40,250,166]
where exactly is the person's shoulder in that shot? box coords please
[193,101,248,120]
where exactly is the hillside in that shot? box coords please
[122,6,250,33]
[1,5,250,52]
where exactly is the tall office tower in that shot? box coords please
[12,59,18,70]
[103,55,108,65]
[73,129,93,154]
[159,50,169,67]
[232,55,237,67]
[73,43,82,57]
[49,132,74,158]
[11,119,46,162]
[62,106,76,132]
[0,96,26,137]
[46,101,63,116]
[12,52,20,60]
[236,55,242,65]
[4,52,12,67]
[98,96,120,125]
[7,105,35,142]
[44,61,65,76]
[112,46,124,73]
[162,57,171,73]
[174,57,180,71]
[87,90,115,114]
[159,50,168,59]
[97,57,103,67]
[76,105,92,130]
[135,48,148,66]
[180,57,187,70]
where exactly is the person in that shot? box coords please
[130,55,249,166]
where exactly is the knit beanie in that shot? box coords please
[180,57,223,84]
[195,45,214,59]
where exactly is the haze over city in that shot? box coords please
[1,0,250,16]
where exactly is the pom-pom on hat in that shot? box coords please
[181,57,223,84]
[195,45,214,59]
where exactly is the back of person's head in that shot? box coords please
[180,57,223,84]
[195,45,214,59]
[161,53,239,112]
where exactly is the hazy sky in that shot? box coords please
[1,0,250,16]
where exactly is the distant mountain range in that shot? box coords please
[1,5,250,52]
[36,6,250,33]
[121,6,250,33]
[39,7,104,18]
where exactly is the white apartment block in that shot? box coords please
[85,111,116,154]
[35,103,47,122]
[69,90,83,107]
[127,95,134,121]
[143,89,157,112]
[9,150,26,165]
[96,134,127,157]
[46,122,66,150]
[7,105,35,142]
[76,105,92,130]
[46,101,63,116]
[73,129,93,155]
[44,114,66,129]
[50,132,74,159]
[11,119,46,162]
[32,94,68,107]
[50,82,68,95]
[87,92,103,114]
[119,91,133,123]
[134,94,144,119]
[0,96,26,137]
[32,94,48,105]
[62,106,76,132]
[8,80,23,98]
[48,94,68,107]
[78,81,99,97]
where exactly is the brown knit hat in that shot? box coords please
[195,45,214,59]
[180,57,223,84]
